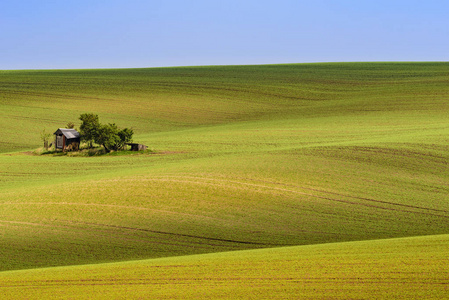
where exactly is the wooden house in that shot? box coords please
[54,128,81,151]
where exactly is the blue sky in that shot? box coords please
[1,0,448,69]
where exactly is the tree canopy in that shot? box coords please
[79,113,133,152]
[79,113,100,148]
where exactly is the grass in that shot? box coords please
[0,62,448,297]
[0,234,447,299]
[35,146,153,156]
[1,147,447,271]
[1,62,448,152]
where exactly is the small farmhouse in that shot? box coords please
[54,128,81,151]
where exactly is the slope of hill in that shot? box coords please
[0,63,448,275]
[1,234,447,299]
[2,62,448,152]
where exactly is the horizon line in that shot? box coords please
[2,60,448,72]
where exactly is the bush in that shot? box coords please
[65,142,79,152]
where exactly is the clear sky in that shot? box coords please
[1,0,448,69]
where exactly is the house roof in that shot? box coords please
[54,128,80,139]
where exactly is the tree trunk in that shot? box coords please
[103,144,111,153]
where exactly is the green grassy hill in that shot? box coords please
[0,62,448,297]
[1,234,447,299]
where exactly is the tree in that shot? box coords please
[78,113,134,152]
[118,127,133,148]
[96,123,120,152]
[40,129,52,150]
[79,113,100,148]
[95,124,134,152]
[66,122,75,129]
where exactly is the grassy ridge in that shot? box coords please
[0,62,449,273]
[1,62,448,152]
[1,147,448,270]
[1,234,447,299]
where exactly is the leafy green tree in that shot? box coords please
[79,113,134,152]
[95,124,133,152]
[79,113,100,148]
[118,127,133,148]
[96,123,120,152]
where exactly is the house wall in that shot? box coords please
[130,144,147,151]
[56,135,63,149]
[138,144,147,151]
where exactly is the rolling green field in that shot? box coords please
[1,234,447,299]
[1,62,448,298]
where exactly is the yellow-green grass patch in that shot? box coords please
[0,234,447,299]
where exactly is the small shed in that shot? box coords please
[54,128,81,151]
[127,143,147,151]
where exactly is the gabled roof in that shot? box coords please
[54,128,80,139]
